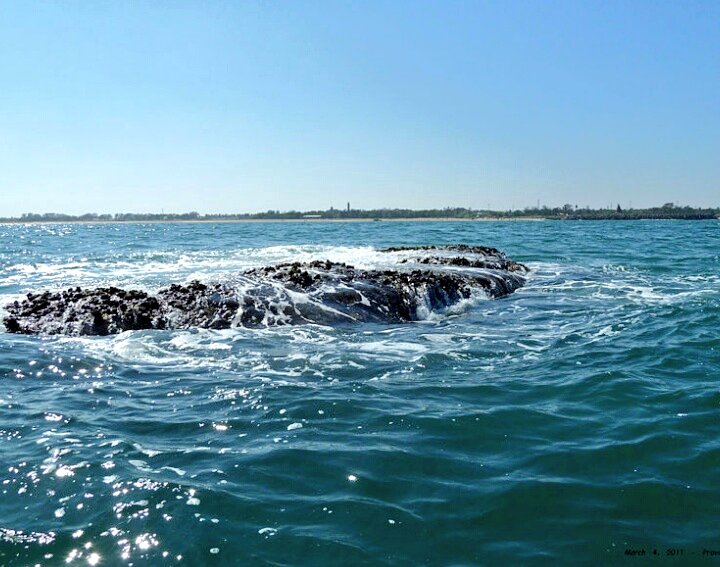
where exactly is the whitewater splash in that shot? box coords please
[3,245,527,335]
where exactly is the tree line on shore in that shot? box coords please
[1,203,718,223]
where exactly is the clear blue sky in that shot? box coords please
[1,1,718,215]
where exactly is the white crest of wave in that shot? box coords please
[414,287,491,322]
[2,245,410,292]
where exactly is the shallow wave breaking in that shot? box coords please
[3,245,527,335]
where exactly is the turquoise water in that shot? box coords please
[1,220,718,566]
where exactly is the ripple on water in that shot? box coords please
[1,221,719,564]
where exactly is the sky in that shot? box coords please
[0,0,718,216]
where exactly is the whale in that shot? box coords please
[2,245,528,336]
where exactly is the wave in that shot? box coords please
[3,245,528,336]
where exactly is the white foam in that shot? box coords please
[415,287,491,321]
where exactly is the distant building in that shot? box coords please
[347,202,350,212]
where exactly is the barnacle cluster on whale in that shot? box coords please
[3,245,528,336]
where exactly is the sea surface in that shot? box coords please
[0,220,718,566]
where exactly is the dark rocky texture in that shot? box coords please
[3,245,528,335]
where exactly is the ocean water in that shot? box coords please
[0,220,718,566]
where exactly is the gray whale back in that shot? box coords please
[3,245,528,336]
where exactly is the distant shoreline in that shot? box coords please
[3,205,720,225]
[0,216,553,225]
[2,216,719,225]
